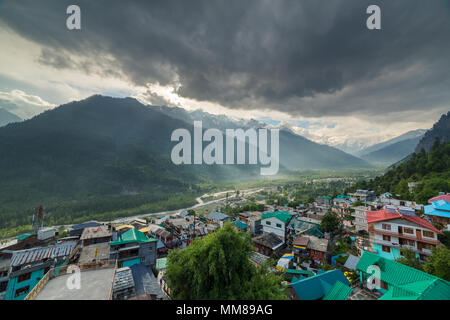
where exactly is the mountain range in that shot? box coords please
[415,111,450,153]
[358,130,426,165]
[0,108,21,127]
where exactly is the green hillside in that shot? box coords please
[348,139,450,204]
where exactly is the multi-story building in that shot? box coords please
[349,190,376,203]
[261,211,293,240]
[424,199,450,230]
[379,192,424,211]
[366,208,442,261]
[4,241,77,300]
[109,228,157,268]
[352,206,370,232]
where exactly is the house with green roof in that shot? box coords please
[356,250,450,300]
[261,211,293,240]
[110,228,158,268]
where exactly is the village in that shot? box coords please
[0,185,449,301]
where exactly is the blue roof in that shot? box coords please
[157,240,165,249]
[207,212,230,221]
[180,211,189,216]
[290,269,350,300]
[233,219,248,230]
[71,221,102,230]
[424,200,450,218]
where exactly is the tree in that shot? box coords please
[320,212,341,234]
[165,223,287,300]
[424,245,450,281]
[395,248,423,271]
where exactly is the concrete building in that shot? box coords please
[366,208,442,261]
[37,227,55,241]
[80,225,112,246]
[261,211,293,240]
[5,241,77,300]
[109,228,157,268]
[352,206,370,232]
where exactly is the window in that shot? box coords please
[423,230,434,238]
[18,272,31,283]
[14,286,29,298]
[422,243,434,250]
[382,245,390,253]
[266,221,271,225]
[383,235,391,241]
[403,227,414,234]
[382,224,391,231]
[276,223,282,228]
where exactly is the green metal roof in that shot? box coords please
[317,196,332,200]
[110,228,157,246]
[323,280,353,300]
[286,269,315,277]
[262,211,293,223]
[357,251,450,300]
[16,233,35,241]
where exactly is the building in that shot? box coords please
[289,269,351,300]
[129,263,164,300]
[34,263,116,300]
[427,193,450,203]
[349,190,376,203]
[0,253,11,300]
[356,251,450,300]
[78,242,111,264]
[206,212,231,226]
[366,208,442,261]
[332,197,353,215]
[80,225,112,246]
[5,241,77,300]
[109,228,158,268]
[252,232,285,257]
[112,267,136,300]
[238,211,262,236]
[69,221,103,238]
[352,206,369,232]
[424,200,450,229]
[316,196,332,206]
[261,211,293,240]
[293,236,329,264]
[0,233,38,253]
[379,193,423,211]
[37,227,55,241]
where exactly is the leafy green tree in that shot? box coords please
[165,223,287,300]
[320,212,341,234]
[424,245,450,281]
[395,248,423,271]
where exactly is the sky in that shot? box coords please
[0,0,449,153]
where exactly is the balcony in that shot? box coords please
[370,228,440,245]
[371,239,433,256]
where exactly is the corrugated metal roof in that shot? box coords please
[10,241,77,267]
[323,280,353,300]
[356,251,450,300]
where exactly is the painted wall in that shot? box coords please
[5,268,46,300]
[262,217,286,239]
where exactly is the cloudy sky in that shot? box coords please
[0,0,449,152]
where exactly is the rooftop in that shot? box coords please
[366,209,442,234]
[253,232,284,250]
[110,228,157,246]
[261,211,293,224]
[10,241,77,267]
[424,200,450,218]
[79,243,111,263]
[356,251,450,300]
[35,267,115,300]
[290,269,350,300]
[428,193,450,203]
[80,225,112,240]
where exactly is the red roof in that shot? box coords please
[428,194,450,203]
[366,209,442,234]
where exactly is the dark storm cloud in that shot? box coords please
[1,0,449,118]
